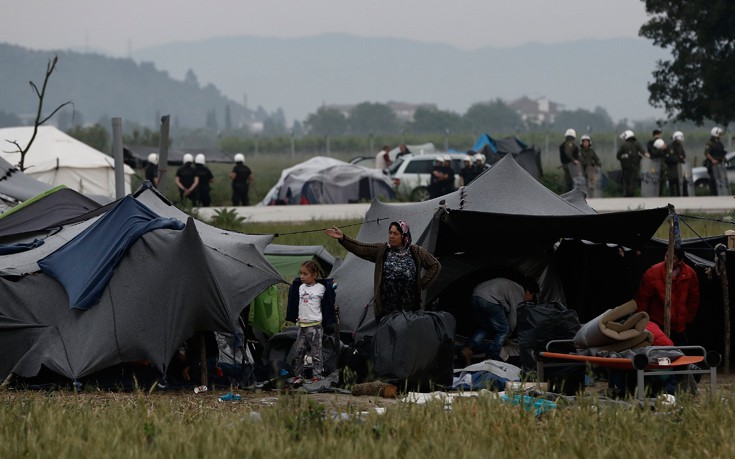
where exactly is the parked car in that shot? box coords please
[691,151,735,188]
[348,155,378,169]
[387,152,472,201]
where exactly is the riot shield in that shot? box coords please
[679,161,694,197]
[585,165,603,198]
[712,163,731,196]
[640,157,661,197]
[568,162,588,194]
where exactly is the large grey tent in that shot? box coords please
[0,184,284,383]
[329,155,668,339]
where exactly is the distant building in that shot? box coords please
[510,96,562,125]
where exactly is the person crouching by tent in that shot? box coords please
[460,276,539,366]
[285,260,337,384]
[325,220,440,321]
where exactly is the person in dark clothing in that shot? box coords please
[666,131,687,196]
[427,156,448,199]
[145,152,159,187]
[175,153,199,205]
[704,127,727,196]
[646,129,667,196]
[194,153,214,207]
[459,156,478,186]
[325,220,440,321]
[616,130,645,197]
[440,155,456,195]
[229,153,253,206]
[460,276,539,365]
[559,128,580,191]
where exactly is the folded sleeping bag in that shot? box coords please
[573,300,654,352]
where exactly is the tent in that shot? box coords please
[264,243,337,280]
[328,155,668,341]
[471,133,543,179]
[0,126,134,200]
[0,186,101,241]
[0,155,53,204]
[259,156,395,206]
[0,184,284,383]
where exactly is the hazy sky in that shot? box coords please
[3,0,650,55]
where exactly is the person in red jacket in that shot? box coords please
[635,247,700,345]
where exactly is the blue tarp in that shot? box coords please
[38,196,184,310]
[471,134,528,155]
[0,239,44,255]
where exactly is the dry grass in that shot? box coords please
[3,383,735,459]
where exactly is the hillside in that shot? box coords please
[0,43,252,129]
[134,34,671,123]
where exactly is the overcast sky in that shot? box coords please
[2,0,650,55]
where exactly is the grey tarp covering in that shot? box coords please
[0,187,101,240]
[0,222,236,380]
[134,184,273,253]
[259,156,395,205]
[329,155,668,337]
[0,185,285,381]
[0,155,53,202]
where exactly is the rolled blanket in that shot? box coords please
[573,300,654,352]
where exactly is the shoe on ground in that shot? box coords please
[287,376,304,385]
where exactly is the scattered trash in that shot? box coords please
[249,412,262,421]
[194,385,208,394]
[500,393,558,416]
[218,392,241,402]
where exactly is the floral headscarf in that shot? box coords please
[390,220,412,249]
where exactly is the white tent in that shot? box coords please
[0,126,133,199]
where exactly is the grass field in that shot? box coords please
[3,385,735,458]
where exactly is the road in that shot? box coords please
[194,196,735,223]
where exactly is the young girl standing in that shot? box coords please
[285,261,337,384]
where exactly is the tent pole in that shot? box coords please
[663,205,675,337]
[716,243,730,373]
[199,333,208,387]
[157,115,170,195]
[0,372,14,389]
[111,117,125,199]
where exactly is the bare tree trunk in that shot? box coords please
[5,55,71,171]
[663,205,675,336]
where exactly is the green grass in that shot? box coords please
[2,389,735,458]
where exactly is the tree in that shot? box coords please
[304,106,348,136]
[553,107,614,134]
[640,1,735,125]
[409,107,463,134]
[4,55,72,171]
[67,124,110,153]
[463,99,523,134]
[349,102,399,135]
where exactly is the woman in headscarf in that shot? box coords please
[325,220,440,320]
